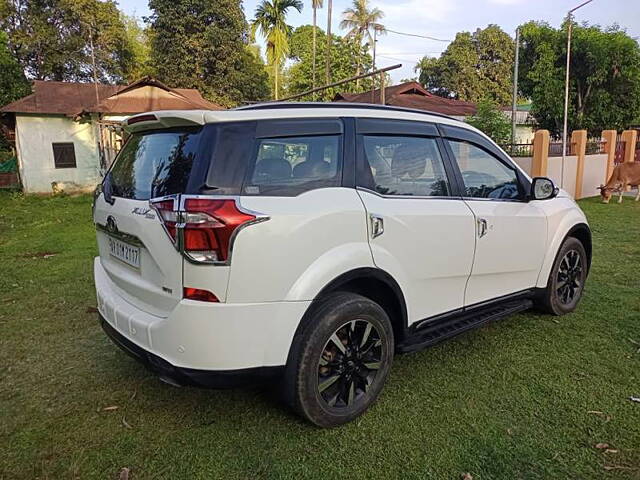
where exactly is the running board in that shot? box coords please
[397,299,533,354]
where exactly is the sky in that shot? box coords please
[120,0,640,84]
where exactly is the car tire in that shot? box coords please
[282,292,394,428]
[538,237,588,315]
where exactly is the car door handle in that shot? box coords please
[477,218,488,238]
[370,214,384,239]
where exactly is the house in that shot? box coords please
[333,81,477,120]
[0,77,222,193]
[501,104,536,144]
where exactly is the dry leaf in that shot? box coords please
[122,417,132,429]
[630,397,640,403]
[605,449,619,454]
[119,467,130,480]
[595,443,610,449]
[102,406,119,411]
[461,474,473,480]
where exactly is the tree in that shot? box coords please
[0,31,29,108]
[466,97,511,144]
[519,21,640,136]
[416,25,514,105]
[311,0,323,92]
[325,0,332,84]
[339,0,385,88]
[120,14,152,82]
[148,0,270,107]
[251,0,303,100]
[286,25,372,100]
[1,0,133,83]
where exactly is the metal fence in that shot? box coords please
[499,143,534,157]
[548,142,572,157]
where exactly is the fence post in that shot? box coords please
[602,130,617,181]
[571,130,587,199]
[621,130,637,164]
[531,129,550,177]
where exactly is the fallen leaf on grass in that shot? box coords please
[19,251,59,259]
[604,465,638,471]
[118,467,130,480]
[605,449,619,454]
[86,306,98,314]
[630,397,640,403]
[122,416,132,429]
[102,406,119,411]
[595,443,610,449]
[587,411,611,422]
[461,474,473,480]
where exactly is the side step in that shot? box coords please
[397,299,533,354]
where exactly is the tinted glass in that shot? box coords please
[107,128,203,200]
[244,135,341,195]
[361,135,450,196]
[447,140,522,200]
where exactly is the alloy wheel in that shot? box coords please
[316,319,383,408]
[556,249,583,305]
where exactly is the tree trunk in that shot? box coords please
[325,0,332,86]
[312,7,317,97]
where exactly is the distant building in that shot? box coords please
[500,104,536,144]
[0,77,221,193]
[333,81,477,120]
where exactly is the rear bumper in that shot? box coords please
[94,257,310,372]
[100,316,283,387]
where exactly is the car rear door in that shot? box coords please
[354,118,476,325]
[94,125,217,317]
[440,125,548,306]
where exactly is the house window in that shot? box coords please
[52,142,76,169]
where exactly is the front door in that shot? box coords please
[354,119,476,325]
[444,136,547,306]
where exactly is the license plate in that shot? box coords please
[108,237,140,268]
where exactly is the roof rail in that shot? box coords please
[234,101,458,122]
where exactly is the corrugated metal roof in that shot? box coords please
[0,77,222,115]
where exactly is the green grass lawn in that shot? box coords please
[1,192,639,479]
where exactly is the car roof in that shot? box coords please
[124,102,474,133]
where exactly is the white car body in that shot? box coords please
[93,104,591,388]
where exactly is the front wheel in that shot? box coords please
[538,237,588,315]
[283,292,394,428]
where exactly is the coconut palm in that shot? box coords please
[325,0,332,84]
[311,0,323,94]
[252,0,303,100]
[340,0,385,88]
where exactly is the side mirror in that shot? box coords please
[530,177,559,200]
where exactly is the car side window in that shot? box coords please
[244,135,341,195]
[447,140,522,200]
[360,135,450,197]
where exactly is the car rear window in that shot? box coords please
[106,128,206,200]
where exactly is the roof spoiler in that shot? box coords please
[123,110,206,133]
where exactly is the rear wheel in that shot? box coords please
[539,237,587,315]
[283,292,394,427]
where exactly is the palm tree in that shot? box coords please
[340,0,385,89]
[252,0,303,100]
[325,0,332,85]
[311,0,323,94]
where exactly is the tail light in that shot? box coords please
[151,197,262,264]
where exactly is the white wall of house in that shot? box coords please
[15,114,101,193]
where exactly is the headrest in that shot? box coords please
[254,157,292,182]
[391,144,427,179]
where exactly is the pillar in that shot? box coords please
[531,129,550,177]
[571,130,587,199]
[602,130,617,181]
[621,130,637,164]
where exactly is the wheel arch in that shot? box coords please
[285,268,408,365]
[566,222,592,271]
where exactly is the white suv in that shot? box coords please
[93,103,591,427]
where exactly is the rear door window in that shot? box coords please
[244,135,342,196]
